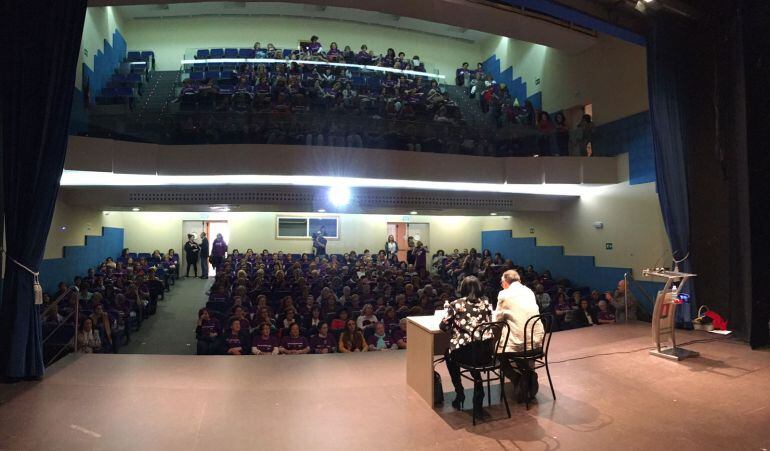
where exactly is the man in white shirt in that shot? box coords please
[495,270,543,353]
[495,269,544,403]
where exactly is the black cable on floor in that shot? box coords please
[548,335,740,365]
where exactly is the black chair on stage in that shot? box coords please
[457,320,512,426]
[506,313,556,410]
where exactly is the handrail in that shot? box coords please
[42,286,80,365]
[180,58,445,79]
[623,272,655,316]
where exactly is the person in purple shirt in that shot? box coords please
[306,35,322,55]
[252,323,280,355]
[367,322,394,351]
[196,308,220,355]
[391,318,408,349]
[309,322,337,354]
[210,233,228,271]
[279,323,310,354]
[223,317,250,355]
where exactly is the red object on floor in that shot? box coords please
[704,310,728,330]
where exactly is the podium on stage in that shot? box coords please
[643,268,699,361]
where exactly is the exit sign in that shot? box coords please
[605,243,613,250]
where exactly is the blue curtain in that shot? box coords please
[0,1,87,379]
[646,16,694,323]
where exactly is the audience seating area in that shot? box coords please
[94,49,155,108]
[41,249,179,363]
[196,247,634,356]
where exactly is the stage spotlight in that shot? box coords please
[328,186,351,208]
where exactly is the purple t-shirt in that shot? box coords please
[252,335,279,353]
[200,319,219,336]
[367,333,393,350]
[280,335,309,351]
[211,239,228,257]
[391,328,407,345]
[225,333,243,351]
[309,333,336,353]
[598,310,616,322]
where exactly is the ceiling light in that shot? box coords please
[317,209,326,213]
[59,171,591,197]
[410,211,418,215]
[132,207,141,212]
[635,1,647,12]
[490,212,498,216]
[328,186,351,207]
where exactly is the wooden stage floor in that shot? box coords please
[1,323,768,450]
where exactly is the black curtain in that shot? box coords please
[646,15,695,322]
[742,0,770,348]
[0,1,87,379]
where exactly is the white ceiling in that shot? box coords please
[116,2,494,43]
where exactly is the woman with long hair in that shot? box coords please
[440,276,492,415]
[338,319,367,352]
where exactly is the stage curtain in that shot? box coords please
[0,1,87,379]
[646,16,695,323]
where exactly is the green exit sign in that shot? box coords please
[605,243,613,250]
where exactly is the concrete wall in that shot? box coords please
[100,211,484,256]
[45,199,124,260]
[481,34,648,125]
[477,155,668,279]
[77,6,127,89]
[121,15,485,78]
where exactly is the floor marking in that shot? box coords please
[70,424,102,438]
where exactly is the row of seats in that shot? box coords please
[195,48,292,59]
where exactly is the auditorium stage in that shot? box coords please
[1,323,768,451]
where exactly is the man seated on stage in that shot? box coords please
[495,269,544,403]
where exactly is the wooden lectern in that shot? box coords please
[643,268,700,361]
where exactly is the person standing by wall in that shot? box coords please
[199,232,210,279]
[184,234,200,278]
[211,233,228,272]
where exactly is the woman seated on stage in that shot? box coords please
[309,322,337,354]
[440,275,492,415]
[279,323,311,355]
[338,319,367,353]
[367,322,394,351]
[252,323,280,355]
[223,317,251,355]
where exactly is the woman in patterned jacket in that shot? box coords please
[440,276,493,415]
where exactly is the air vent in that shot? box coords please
[354,193,514,209]
[128,192,313,203]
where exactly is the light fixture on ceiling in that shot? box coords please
[131,207,141,212]
[410,211,418,215]
[490,212,498,216]
[328,186,351,208]
[317,209,326,213]
[635,0,655,12]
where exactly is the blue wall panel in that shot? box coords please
[482,54,539,108]
[481,230,662,313]
[40,227,124,293]
[84,29,126,105]
[593,111,656,185]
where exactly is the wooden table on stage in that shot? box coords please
[406,315,449,406]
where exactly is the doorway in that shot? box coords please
[181,220,230,277]
[387,222,430,262]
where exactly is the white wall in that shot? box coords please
[107,211,485,256]
[478,155,668,278]
[481,34,648,125]
[121,16,485,78]
[44,200,124,259]
[76,6,126,88]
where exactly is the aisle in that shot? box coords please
[120,277,210,355]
